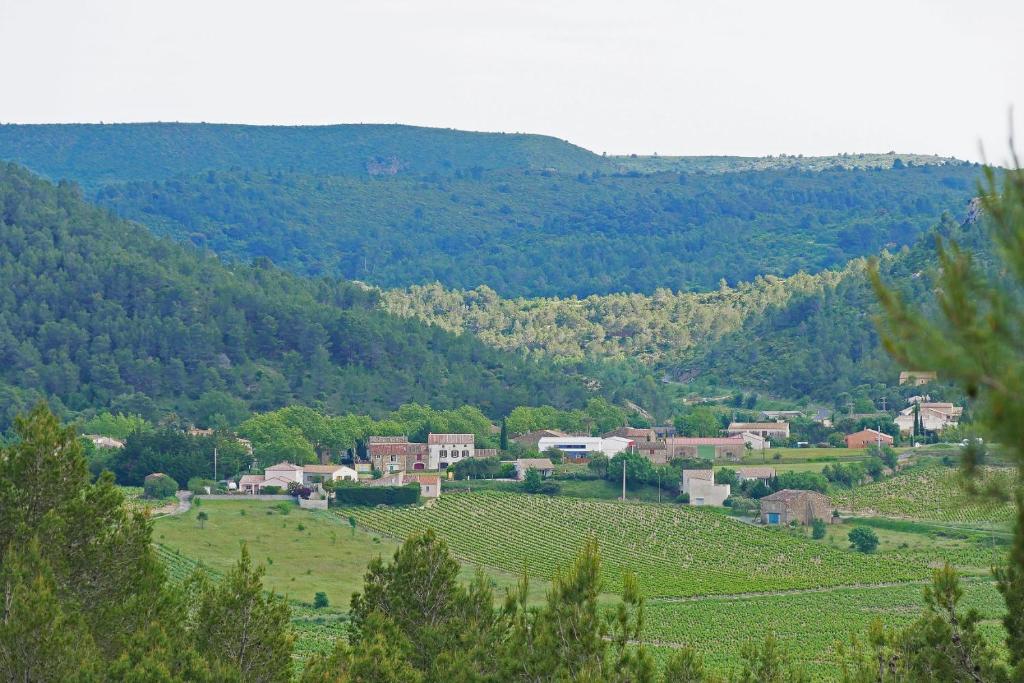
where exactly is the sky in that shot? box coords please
[1,0,1022,163]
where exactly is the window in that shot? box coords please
[440,450,447,457]
[463,450,469,457]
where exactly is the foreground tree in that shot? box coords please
[870,156,1024,674]
[0,403,292,682]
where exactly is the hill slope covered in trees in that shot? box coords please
[381,208,988,405]
[0,162,636,428]
[0,123,980,297]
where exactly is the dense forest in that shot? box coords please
[95,164,978,297]
[0,123,979,297]
[0,122,605,186]
[380,210,985,407]
[0,162,661,429]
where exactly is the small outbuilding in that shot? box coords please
[513,458,555,481]
[760,489,833,526]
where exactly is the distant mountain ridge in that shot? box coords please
[0,122,606,187]
[0,122,983,299]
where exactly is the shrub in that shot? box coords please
[142,473,178,499]
[313,592,329,609]
[262,486,282,494]
[274,502,292,515]
[187,477,216,495]
[676,493,690,505]
[811,518,827,540]
[848,526,879,553]
[332,483,420,507]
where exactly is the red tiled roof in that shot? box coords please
[665,437,744,446]
[428,433,474,445]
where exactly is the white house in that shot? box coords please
[895,402,963,435]
[680,469,730,507]
[263,462,304,485]
[84,434,125,449]
[427,433,475,470]
[536,436,633,460]
[302,464,358,485]
[239,461,357,493]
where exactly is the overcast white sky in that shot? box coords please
[1,0,1022,162]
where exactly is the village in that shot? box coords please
[101,374,965,531]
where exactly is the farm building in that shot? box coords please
[404,473,441,499]
[680,470,730,507]
[513,458,555,480]
[760,489,833,526]
[302,464,358,485]
[664,436,744,462]
[844,429,894,449]
[367,437,429,472]
[510,429,566,450]
[899,370,937,386]
[737,467,775,483]
[725,422,790,439]
[634,439,669,464]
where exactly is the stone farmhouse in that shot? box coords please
[513,458,555,480]
[367,436,429,473]
[428,433,475,470]
[760,489,833,526]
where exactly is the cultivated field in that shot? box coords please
[644,580,1006,679]
[338,492,937,597]
[833,464,1017,526]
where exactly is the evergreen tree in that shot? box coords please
[871,158,1024,674]
[194,545,294,682]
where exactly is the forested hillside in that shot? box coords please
[0,123,980,297]
[96,163,977,297]
[381,210,986,405]
[0,122,604,186]
[380,268,847,364]
[0,163,628,429]
[686,212,977,401]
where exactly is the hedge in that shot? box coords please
[331,483,420,507]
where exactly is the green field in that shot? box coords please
[338,492,944,597]
[643,580,1006,679]
[833,465,1017,526]
[152,499,553,608]
[153,490,1012,678]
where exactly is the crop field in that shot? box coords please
[643,580,1007,679]
[338,492,940,597]
[834,465,1017,525]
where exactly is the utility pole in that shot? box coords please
[879,396,887,412]
[213,447,218,481]
[622,460,626,502]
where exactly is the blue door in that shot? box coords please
[767,512,780,524]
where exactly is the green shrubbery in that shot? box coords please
[143,473,178,499]
[331,483,420,507]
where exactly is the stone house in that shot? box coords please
[759,489,833,525]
